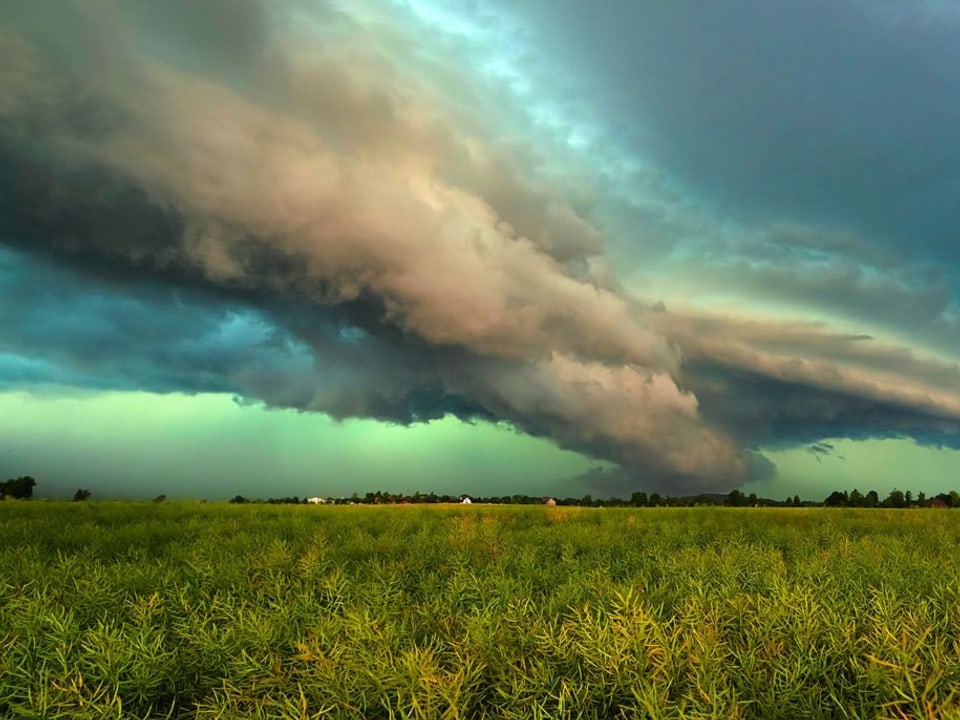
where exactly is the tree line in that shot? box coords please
[229,487,960,508]
[820,488,959,508]
[2,478,957,508]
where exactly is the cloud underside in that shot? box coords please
[1,0,958,493]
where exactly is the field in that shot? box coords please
[2,503,959,719]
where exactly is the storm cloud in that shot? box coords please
[1,0,958,493]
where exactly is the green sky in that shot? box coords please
[744,439,960,503]
[0,390,601,500]
[2,389,958,501]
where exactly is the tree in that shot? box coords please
[153,494,166,503]
[882,489,906,509]
[848,489,864,507]
[72,488,91,501]
[630,491,648,507]
[1,476,36,499]
[725,490,746,507]
[824,490,847,507]
[865,490,880,508]
[229,495,249,504]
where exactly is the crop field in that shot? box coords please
[2,503,959,719]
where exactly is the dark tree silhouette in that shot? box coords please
[882,489,906,509]
[1,476,36,499]
[824,491,848,507]
[726,490,747,507]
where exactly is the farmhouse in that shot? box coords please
[306,496,327,504]
[460,496,472,504]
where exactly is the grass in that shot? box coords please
[1,502,959,719]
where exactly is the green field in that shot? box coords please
[2,503,959,719]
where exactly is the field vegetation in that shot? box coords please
[2,502,959,719]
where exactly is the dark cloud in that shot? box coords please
[570,449,776,497]
[508,0,960,259]
[682,359,960,452]
[0,247,308,395]
[0,244,497,426]
[807,442,844,462]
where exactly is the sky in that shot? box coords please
[1,0,959,501]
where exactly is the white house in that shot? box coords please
[460,496,472,504]
[306,496,327,504]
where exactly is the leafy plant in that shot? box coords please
[2,503,959,718]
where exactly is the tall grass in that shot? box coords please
[2,502,959,719]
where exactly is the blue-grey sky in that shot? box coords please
[0,0,958,499]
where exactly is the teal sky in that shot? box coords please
[1,1,959,499]
[2,388,957,501]
[0,390,603,500]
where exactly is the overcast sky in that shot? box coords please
[1,0,958,500]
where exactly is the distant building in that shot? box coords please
[543,497,557,506]
[306,497,327,504]
[929,498,948,509]
[460,496,472,504]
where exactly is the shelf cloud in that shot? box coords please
[2,0,958,493]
